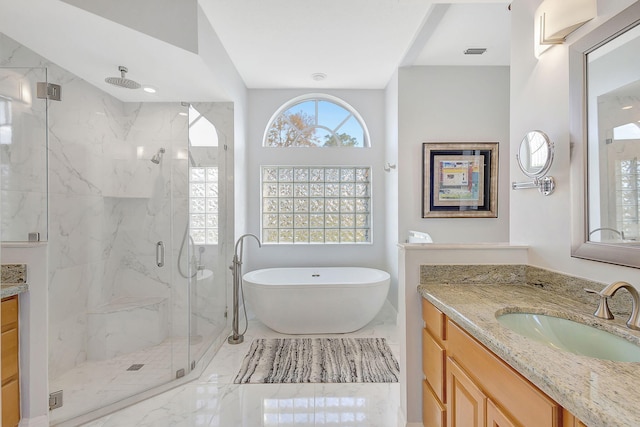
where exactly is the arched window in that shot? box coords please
[263,94,370,148]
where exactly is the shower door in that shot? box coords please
[47,101,192,425]
[187,102,232,365]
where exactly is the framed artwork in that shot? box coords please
[422,142,498,218]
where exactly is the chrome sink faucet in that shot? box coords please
[585,281,640,330]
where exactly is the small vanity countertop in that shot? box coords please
[1,263,28,299]
[1,283,28,299]
[418,283,640,427]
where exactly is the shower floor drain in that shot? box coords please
[126,364,144,371]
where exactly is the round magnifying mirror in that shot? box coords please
[516,130,554,178]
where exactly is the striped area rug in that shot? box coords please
[233,338,399,384]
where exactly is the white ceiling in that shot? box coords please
[0,0,511,101]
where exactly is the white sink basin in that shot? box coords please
[496,312,640,362]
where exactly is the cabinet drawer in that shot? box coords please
[2,378,20,427]
[447,320,561,427]
[1,328,19,383]
[422,328,445,402]
[1,296,18,331]
[422,298,446,341]
[422,380,445,427]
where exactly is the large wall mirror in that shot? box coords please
[570,2,640,268]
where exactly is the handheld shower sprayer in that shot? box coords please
[228,233,262,344]
[151,148,165,164]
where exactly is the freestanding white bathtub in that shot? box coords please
[243,267,390,334]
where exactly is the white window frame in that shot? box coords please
[262,93,371,148]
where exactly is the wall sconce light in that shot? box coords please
[534,0,597,57]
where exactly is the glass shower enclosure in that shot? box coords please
[1,60,232,425]
[44,98,231,424]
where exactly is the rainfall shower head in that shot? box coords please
[105,66,141,89]
[151,148,166,164]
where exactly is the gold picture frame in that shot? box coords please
[422,142,498,218]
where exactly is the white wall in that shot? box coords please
[510,0,639,285]
[1,244,49,427]
[398,66,511,244]
[244,89,390,277]
[385,72,400,309]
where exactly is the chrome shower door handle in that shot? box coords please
[156,241,165,267]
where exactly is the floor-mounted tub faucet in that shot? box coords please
[197,246,205,271]
[586,281,640,330]
[228,233,261,344]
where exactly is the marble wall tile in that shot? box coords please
[0,190,47,241]
[0,80,47,192]
[0,61,48,240]
[48,314,88,380]
[47,263,93,377]
[48,194,105,270]
[87,297,168,360]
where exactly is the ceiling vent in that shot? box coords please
[464,48,487,55]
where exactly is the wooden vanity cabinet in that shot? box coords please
[421,298,447,427]
[422,298,588,427]
[2,295,20,427]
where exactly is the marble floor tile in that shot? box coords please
[76,301,399,427]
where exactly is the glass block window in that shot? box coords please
[615,158,639,241]
[261,166,371,244]
[264,95,370,148]
[190,167,219,244]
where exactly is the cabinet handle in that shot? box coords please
[156,241,165,267]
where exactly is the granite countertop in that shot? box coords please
[1,283,29,299]
[418,283,640,427]
[1,264,28,299]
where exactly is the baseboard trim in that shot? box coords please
[19,415,49,427]
[406,423,424,427]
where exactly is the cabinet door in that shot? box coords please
[487,399,517,427]
[423,380,446,427]
[447,357,486,427]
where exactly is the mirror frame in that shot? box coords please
[570,1,640,269]
[516,131,554,178]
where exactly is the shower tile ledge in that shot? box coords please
[418,283,640,427]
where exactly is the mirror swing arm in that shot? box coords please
[512,176,556,195]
